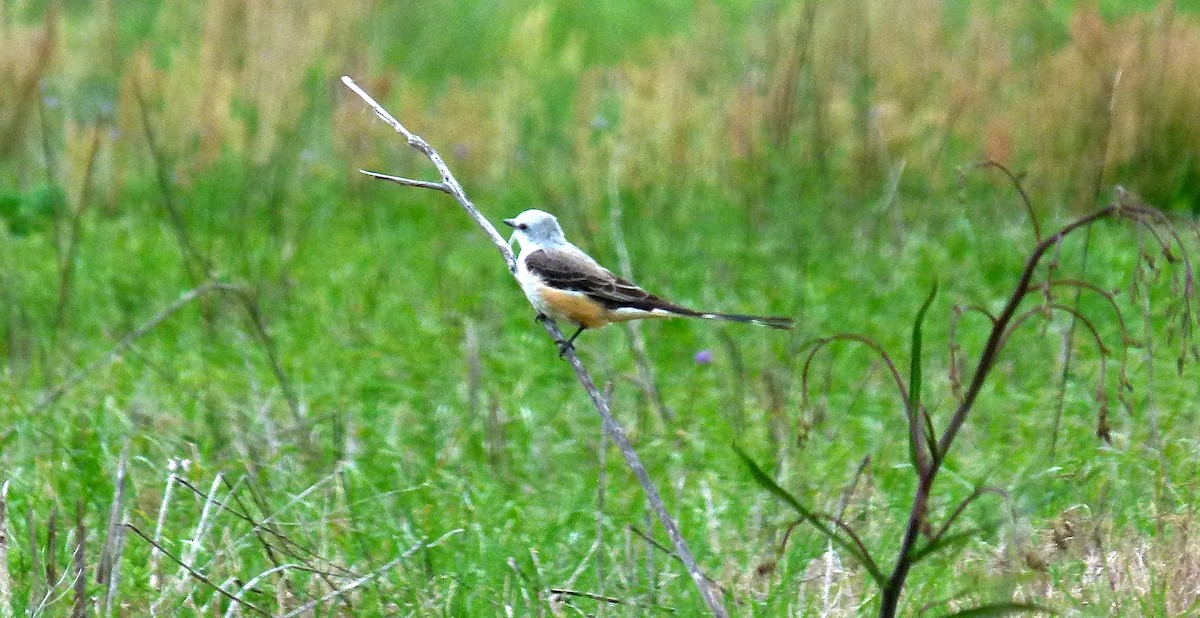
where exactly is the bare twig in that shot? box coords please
[35,281,222,411]
[342,75,727,616]
[45,506,58,593]
[175,476,357,578]
[277,529,462,618]
[71,501,85,618]
[148,469,175,590]
[930,486,1007,543]
[125,523,270,617]
[95,445,129,590]
[132,77,209,280]
[26,506,43,613]
[220,285,304,424]
[36,281,301,426]
[359,170,451,194]
[626,526,729,600]
[966,160,1041,242]
[53,125,103,329]
[0,481,10,618]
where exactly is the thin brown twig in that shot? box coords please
[626,526,729,600]
[1026,278,1130,338]
[967,160,1042,242]
[342,75,727,617]
[173,477,357,578]
[53,125,103,329]
[35,281,222,411]
[0,481,10,618]
[277,529,462,618]
[359,170,451,193]
[71,501,85,618]
[124,523,270,617]
[801,333,934,471]
[132,77,209,280]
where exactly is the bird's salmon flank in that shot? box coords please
[537,286,612,329]
[503,209,794,355]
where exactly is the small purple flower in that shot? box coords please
[694,349,714,365]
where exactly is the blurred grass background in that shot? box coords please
[2,0,1200,615]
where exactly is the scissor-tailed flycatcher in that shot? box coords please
[504,209,794,355]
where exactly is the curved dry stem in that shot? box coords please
[1002,302,1111,358]
[801,334,933,472]
[801,334,911,416]
[1025,278,1131,342]
[967,160,1042,242]
[822,513,881,577]
[948,305,999,402]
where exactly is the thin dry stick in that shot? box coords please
[95,445,129,589]
[102,513,127,618]
[1050,69,1123,460]
[26,506,43,613]
[148,470,175,590]
[341,75,727,617]
[37,281,300,424]
[70,501,84,618]
[278,529,463,618]
[132,78,209,281]
[45,506,58,593]
[223,286,303,423]
[0,481,10,618]
[125,523,269,617]
[53,125,103,329]
[36,281,222,411]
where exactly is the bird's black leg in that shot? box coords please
[535,312,549,323]
[558,325,586,358]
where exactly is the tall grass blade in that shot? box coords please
[909,282,939,466]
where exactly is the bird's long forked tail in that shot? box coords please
[698,312,795,330]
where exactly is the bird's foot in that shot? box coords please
[535,312,549,323]
[557,339,575,359]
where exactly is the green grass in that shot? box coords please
[2,1,1200,616]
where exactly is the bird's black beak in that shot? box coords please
[503,218,517,228]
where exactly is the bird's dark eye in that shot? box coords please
[518,224,528,230]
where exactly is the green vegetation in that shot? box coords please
[2,1,1199,615]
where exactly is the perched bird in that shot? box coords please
[503,209,794,355]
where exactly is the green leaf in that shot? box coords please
[908,281,939,466]
[732,443,886,585]
[939,601,1055,617]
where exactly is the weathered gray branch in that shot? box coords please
[341,75,726,616]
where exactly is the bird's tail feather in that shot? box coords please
[698,312,794,330]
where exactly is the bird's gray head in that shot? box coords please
[503,209,567,248]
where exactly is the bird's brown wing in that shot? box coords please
[524,248,696,314]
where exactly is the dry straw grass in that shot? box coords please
[10,2,1198,211]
